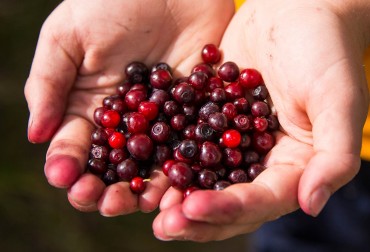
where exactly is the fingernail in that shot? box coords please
[309,187,331,217]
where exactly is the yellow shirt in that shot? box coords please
[234,0,370,160]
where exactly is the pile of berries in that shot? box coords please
[87,44,279,195]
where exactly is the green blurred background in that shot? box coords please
[0,1,250,251]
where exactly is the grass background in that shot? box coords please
[0,1,251,251]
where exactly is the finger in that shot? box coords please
[298,59,368,216]
[182,164,303,225]
[159,187,184,211]
[67,173,105,212]
[139,168,171,213]
[44,115,93,188]
[97,182,138,216]
[153,204,261,242]
[25,10,82,143]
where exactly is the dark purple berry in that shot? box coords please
[125,61,149,84]
[247,163,266,181]
[199,141,222,168]
[199,102,220,121]
[218,61,239,82]
[228,169,248,184]
[198,169,218,189]
[172,82,195,104]
[208,112,228,132]
[178,139,198,159]
[150,69,172,90]
[126,134,153,160]
[88,158,107,174]
[223,148,242,168]
[109,148,127,165]
[213,180,231,191]
[251,101,270,117]
[167,162,194,190]
[116,158,139,181]
[150,122,170,143]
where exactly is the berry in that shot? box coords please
[162,159,176,176]
[192,63,215,78]
[223,148,242,168]
[247,163,266,181]
[188,71,208,90]
[198,169,218,189]
[167,162,194,190]
[125,61,149,84]
[253,117,268,132]
[102,169,118,185]
[178,139,198,159]
[151,62,172,74]
[184,186,200,198]
[150,122,170,143]
[130,177,146,194]
[149,89,170,109]
[93,107,108,126]
[201,44,221,65]
[172,82,195,104]
[239,68,263,89]
[208,112,228,132]
[228,169,248,184]
[251,101,270,117]
[252,131,275,154]
[108,132,126,149]
[138,101,159,120]
[125,89,147,111]
[126,112,149,134]
[233,114,251,132]
[199,141,222,168]
[86,45,279,194]
[88,158,107,174]
[150,69,172,90]
[218,61,239,82]
[117,158,138,181]
[213,180,231,191]
[91,128,109,146]
[222,129,241,148]
[224,82,244,101]
[101,110,121,128]
[109,148,127,164]
[252,85,268,100]
[126,134,153,160]
[90,145,109,160]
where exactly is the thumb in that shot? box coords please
[298,59,368,216]
[25,6,82,143]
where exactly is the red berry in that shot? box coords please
[201,44,221,65]
[239,68,263,89]
[101,110,121,128]
[108,132,126,149]
[222,129,241,148]
[130,177,146,194]
[126,112,149,134]
[150,69,173,90]
[138,101,159,121]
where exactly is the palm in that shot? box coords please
[153,0,368,241]
[25,0,234,215]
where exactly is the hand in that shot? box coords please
[24,0,234,215]
[153,0,370,241]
